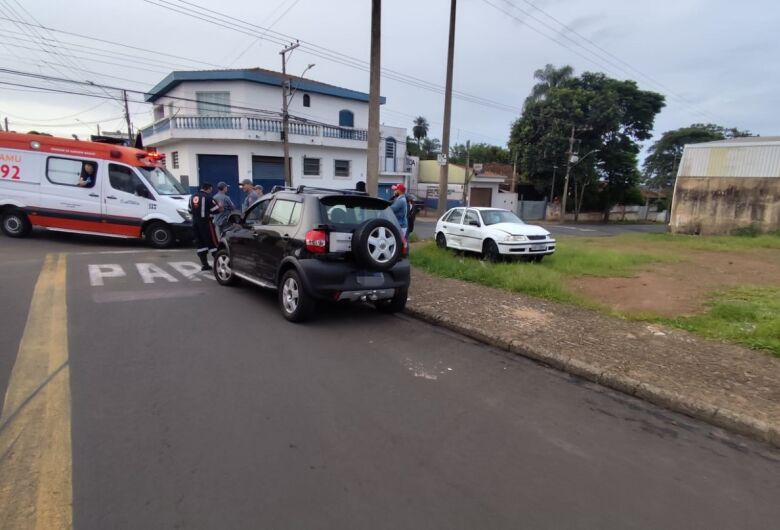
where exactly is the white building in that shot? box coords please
[139,68,412,203]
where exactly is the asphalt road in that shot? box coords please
[412,217,667,240]
[1,230,779,529]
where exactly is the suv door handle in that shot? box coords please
[88,193,99,197]
[106,195,117,200]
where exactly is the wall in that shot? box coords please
[418,160,466,184]
[157,80,369,129]
[670,176,780,234]
[158,139,368,190]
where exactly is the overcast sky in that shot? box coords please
[1,0,778,153]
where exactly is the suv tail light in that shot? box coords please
[305,230,328,253]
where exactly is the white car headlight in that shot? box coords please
[177,209,192,222]
[504,234,528,242]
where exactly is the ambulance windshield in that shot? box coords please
[138,166,188,195]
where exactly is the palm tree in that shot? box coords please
[412,116,429,151]
[524,64,574,109]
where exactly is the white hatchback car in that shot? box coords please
[435,207,556,262]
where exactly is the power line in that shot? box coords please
[228,0,302,67]
[142,0,523,114]
[482,0,720,122]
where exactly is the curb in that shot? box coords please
[405,306,780,449]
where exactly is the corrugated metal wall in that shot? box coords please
[679,144,780,178]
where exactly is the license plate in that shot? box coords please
[357,271,384,287]
[329,232,352,252]
[531,244,547,251]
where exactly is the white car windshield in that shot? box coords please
[138,166,188,195]
[480,210,524,226]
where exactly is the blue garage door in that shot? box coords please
[252,155,285,194]
[198,154,241,206]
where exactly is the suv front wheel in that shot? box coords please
[279,269,315,322]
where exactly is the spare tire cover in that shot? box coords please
[352,218,402,271]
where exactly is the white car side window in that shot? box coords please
[447,209,464,224]
[464,210,480,226]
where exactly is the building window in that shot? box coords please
[303,157,321,176]
[334,159,351,178]
[153,105,164,121]
[385,137,396,158]
[303,94,311,107]
[196,91,231,116]
[171,151,179,169]
[338,109,354,128]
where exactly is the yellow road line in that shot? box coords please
[0,253,72,529]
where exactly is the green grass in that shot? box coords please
[411,236,780,356]
[661,287,780,357]
[615,231,780,252]
[410,240,663,303]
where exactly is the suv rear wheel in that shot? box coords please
[279,269,314,322]
[375,287,408,314]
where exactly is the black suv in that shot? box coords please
[213,186,410,322]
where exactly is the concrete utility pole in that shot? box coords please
[549,164,558,202]
[3,117,8,132]
[511,150,518,193]
[559,125,576,224]
[280,41,300,187]
[366,0,381,196]
[122,90,133,144]
[437,0,457,217]
[462,139,470,205]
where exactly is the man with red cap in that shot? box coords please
[390,183,408,236]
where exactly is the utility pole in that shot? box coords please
[462,139,470,205]
[437,0,457,217]
[510,150,518,193]
[559,125,576,224]
[366,0,381,196]
[97,123,101,136]
[280,41,300,187]
[3,117,8,132]
[549,164,558,202]
[122,90,133,144]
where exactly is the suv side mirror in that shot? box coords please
[228,212,243,225]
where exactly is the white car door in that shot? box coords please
[461,209,484,252]
[441,208,464,249]
[104,163,155,237]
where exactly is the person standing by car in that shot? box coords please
[188,182,220,271]
[213,181,236,238]
[407,195,417,236]
[390,183,408,236]
[241,179,259,212]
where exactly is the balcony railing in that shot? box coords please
[141,115,368,143]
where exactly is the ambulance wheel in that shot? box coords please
[1,209,31,238]
[145,222,174,249]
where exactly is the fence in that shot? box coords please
[516,200,547,220]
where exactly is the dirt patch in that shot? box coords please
[568,249,780,317]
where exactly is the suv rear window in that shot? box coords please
[319,196,396,227]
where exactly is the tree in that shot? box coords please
[641,122,752,190]
[421,137,441,159]
[412,116,429,152]
[449,142,511,165]
[510,67,665,218]
[524,64,574,110]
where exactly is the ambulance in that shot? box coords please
[0,132,192,247]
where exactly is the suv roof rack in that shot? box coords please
[294,185,369,196]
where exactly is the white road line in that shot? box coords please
[135,263,179,284]
[88,264,126,287]
[169,261,205,282]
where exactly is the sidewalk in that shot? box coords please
[406,269,780,447]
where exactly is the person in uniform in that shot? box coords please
[188,182,220,271]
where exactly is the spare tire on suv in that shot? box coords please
[351,218,403,271]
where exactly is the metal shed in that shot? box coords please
[670,137,780,235]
